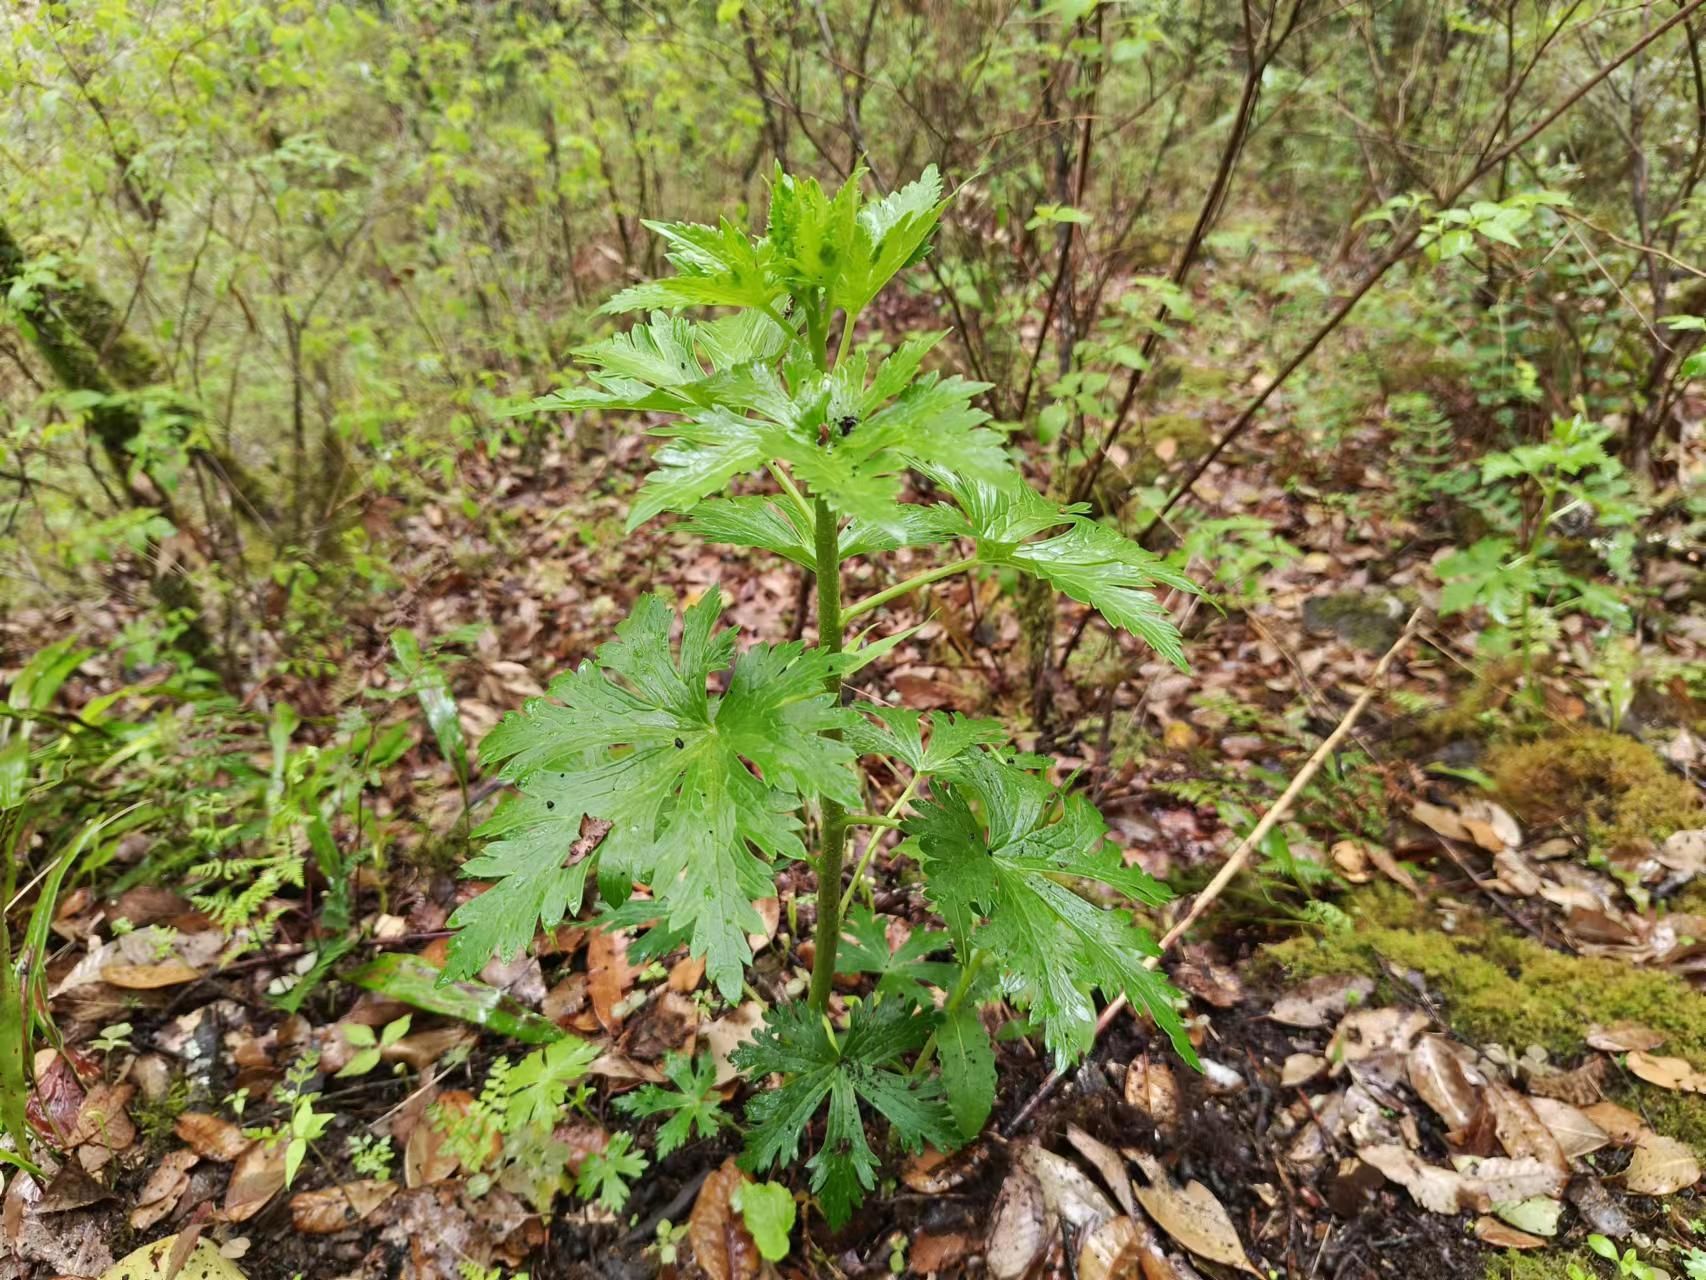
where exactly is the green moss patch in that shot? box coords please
[1268,888,1706,1151]
[1487,730,1706,853]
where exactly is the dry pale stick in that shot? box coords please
[1004,608,1425,1135]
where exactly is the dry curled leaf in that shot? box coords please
[1018,1142,1115,1232]
[1359,1145,1565,1214]
[986,1166,1050,1280]
[1131,1152,1258,1275]
[1078,1215,1145,1280]
[689,1159,760,1280]
[900,1142,988,1194]
[176,1112,250,1162]
[1407,1036,1481,1130]
[1281,1053,1327,1088]
[289,1179,397,1233]
[221,1140,285,1223]
[1411,801,1471,843]
[129,1148,198,1230]
[1484,1081,1568,1175]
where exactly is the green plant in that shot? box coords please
[1581,1235,1663,1280]
[245,1053,332,1188]
[431,1036,607,1213]
[614,1051,729,1155]
[1436,413,1639,689]
[732,1179,796,1262]
[452,166,1199,1226]
[575,1131,647,1213]
[336,1015,412,1078]
[345,1132,395,1181]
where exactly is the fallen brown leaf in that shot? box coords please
[130,1148,198,1230]
[101,959,202,989]
[1078,1215,1145,1280]
[1474,1217,1547,1249]
[1627,1050,1706,1093]
[1581,1100,1647,1145]
[1270,975,1374,1029]
[1124,1055,1181,1134]
[176,1112,250,1162]
[222,1140,285,1222]
[1067,1126,1138,1218]
[689,1159,760,1280]
[1624,1132,1702,1195]
[1131,1152,1257,1275]
[587,927,636,1032]
[899,1142,989,1194]
[290,1179,397,1233]
[1586,1022,1666,1052]
[1527,1097,1609,1159]
[1407,1036,1481,1130]
[1018,1142,1115,1232]
[986,1167,1050,1280]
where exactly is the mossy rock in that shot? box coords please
[1301,590,1408,653]
[102,1237,248,1280]
[1487,729,1706,852]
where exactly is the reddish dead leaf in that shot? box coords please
[176,1112,250,1162]
[1474,1217,1547,1249]
[587,927,636,1032]
[26,1052,86,1142]
[290,1179,398,1233]
[688,1159,760,1280]
[911,1231,976,1275]
[667,954,706,993]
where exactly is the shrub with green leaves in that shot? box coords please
[448,167,1199,1226]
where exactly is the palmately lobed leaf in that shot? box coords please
[445,589,861,997]
[734,1000,956,1227]
[905,754,1194,1067]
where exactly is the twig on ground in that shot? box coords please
[1003,608,1425,1136]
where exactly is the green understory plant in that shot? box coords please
[1436,413,1639,691]
[447,166,1200,1226]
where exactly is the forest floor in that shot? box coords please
[10,395,1706,1280]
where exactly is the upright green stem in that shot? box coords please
[808,496,848,1012]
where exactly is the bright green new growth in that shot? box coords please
[460,166,1198,1228]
